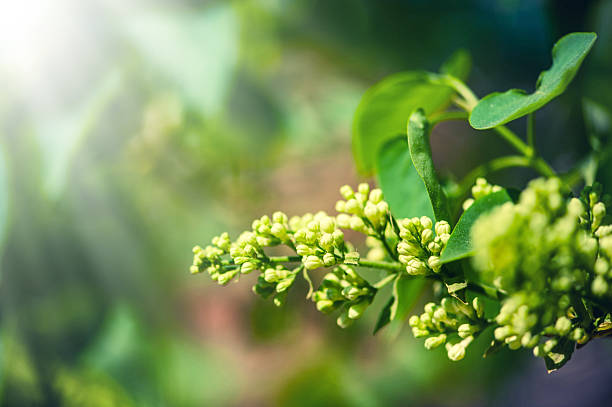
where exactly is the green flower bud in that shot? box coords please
[421,228,434,244]
[272,211,287,224]
[336,214,351,229]
[307,220,320,232]
[494,326,511,341]
[241,262,257,274]
[295,244,313,257]
[233,256,250,265]
[571,327,586,342]
[428,240,442,254]
[433,307,448,323]
[555,316,572,336]
[435,221,451,236]
[276,276,295,292]
[323,253,336,266]
[340,185,354,200]
[419,216,433,230]
[189,265,200,274]
[543,338,558,353]
[256,236,273,246]
[446,342,466,362]
[335,200,346,213]
[345,199,361,215]
[218,270,238,285]
[317,299,336,313]
[364,202,379,224]
[521,332,539,348]
[349,216,366,231]
[348,299,369,319]
[567,198,585,217]
[412,327,430,338]
[264,268,279,283]
[424,334,447,350]
[337,311,354,328]
[257,223,271,234]
[369,189,383,204]
[593,202,606,230]
[458,323,479,338]
[304,255,324,270]
[427,256,441,273]
[592,275,608,296]
[270,223,287,239]
[376,201,389,216]
[472,297,484,319]
[320,217,335,233]
[358,183,370,196]
[332,230,344,246]
[243,243,258,257]
[424,302,436,315]
[406,258,428,275]
[397,241,421,256]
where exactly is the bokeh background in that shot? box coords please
[1,0,612,406]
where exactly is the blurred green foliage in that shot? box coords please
[0,0,611,405]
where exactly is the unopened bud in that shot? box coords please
[424,334,447,350]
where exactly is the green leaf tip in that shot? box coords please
[440,190,512,264]
[407,109,451,222]
[469,32,597,130]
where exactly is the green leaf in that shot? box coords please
[407,109,450,222]
[544,338,575,373]
[374,274,425,335]
[373,297,394,335]
[390,274,425,322]
[440,49,472,82]
[376,137,435,220]
[440,190,512,264]
[352,73,454,175]
[470,32,597,130]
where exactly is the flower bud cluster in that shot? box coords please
[462,178,503,210]
[472,178,612,361]
[335,184,389,234]
[291,211,359,270]
[472,178,598,294]
[396,216,450,275]
[312,265,376,328]
[409,296,486,361]
[252,265,300,307]
[575,186,612,297]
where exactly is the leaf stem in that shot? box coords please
[527,113,535,152]
[374,273,398,289]
[429,110,469,126]
[492,125,533,157]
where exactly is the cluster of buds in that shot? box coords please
[291,211,359,270]
[190,233,235,284]
[409,296,486,361]
[492,292,587,365]
[462,177,503,210]
[312,265,376,328]
[472,178,601,293]
[397,217,450,275]
[335,183,389,234]
[253,266,301,307]
[573,185,612,297]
